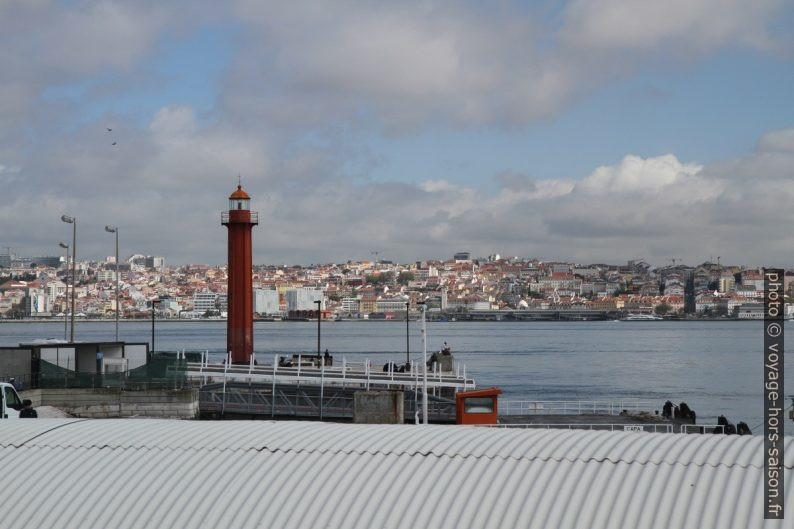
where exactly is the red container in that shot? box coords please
[456,387,502,425]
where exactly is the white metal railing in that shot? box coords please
[500,399,657,416]
[680,424,726,434]
[483,423,675,433]
[184,352,475,392]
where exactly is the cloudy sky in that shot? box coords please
[2,0,793,266]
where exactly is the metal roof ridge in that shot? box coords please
[15,439,793,470]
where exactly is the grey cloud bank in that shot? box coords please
[0,1,792,266]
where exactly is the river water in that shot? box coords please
[2,319,792,435]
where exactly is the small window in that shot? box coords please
[4,387,21,410]
[229,198,250,211]
[464,397,494,414]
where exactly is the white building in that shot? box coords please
[24,287,50,316]
[375,296,409,313]
[719,276,735,293]
[734,286,762,299]
[737,302,764,319]
[286,287,325,311]
[127,254,147,270]
[145,256,165,270]
[340,297,360,313]
[664,283,685,296]
[47,280,66,300]
[254,289,280,315]
[694,296,718,313]
[193,290,217,313]
[96,270,116,282]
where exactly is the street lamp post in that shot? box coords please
[314,299,322,358]
[58,242,69,341]
[104,225,119,341]
[60,215,76,342]
[405,301,410,364]
[151,298,161,356]
[419,302,428,425]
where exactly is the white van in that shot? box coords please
[0,382,23,419]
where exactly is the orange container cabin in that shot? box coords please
[456,387,502,425]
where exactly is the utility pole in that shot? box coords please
[105,225,120,341]
[61,215,76,342]
[151,298,161,356]
[405,301,410,364]
[59,242,70,341]
[314,299,322,357]
[420,302,428,425]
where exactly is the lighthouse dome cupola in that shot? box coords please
[229,185,251,211]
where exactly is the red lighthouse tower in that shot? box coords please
[222,184,258,364]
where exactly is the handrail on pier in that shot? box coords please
[183,355,475,392]
[500,399,658,416]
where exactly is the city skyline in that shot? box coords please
[2,248,789,321]
[1,2,793,265]
[0,248,777,271]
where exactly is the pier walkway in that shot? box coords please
[183,351,475,394]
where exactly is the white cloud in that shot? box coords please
[0,0,788,139]
[3,115,794,266]
[758,128,794,152]
[149,106,199,137]
[561,0,783,52]
[235,136,794,265]
[216,0,789,131]
[224,1,553,130]
[577,154,704,195]
[0,1,792,266]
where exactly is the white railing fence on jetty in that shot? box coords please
[180,350,475,394]
[680,424,726,434]
[500,399,658,416]
[484,423,675,433]
[483,423,728,434]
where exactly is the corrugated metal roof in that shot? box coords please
[0,417,86,447]
[1,419,792,529]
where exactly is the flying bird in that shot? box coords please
[111,142,117,146]
[107,128,112,132]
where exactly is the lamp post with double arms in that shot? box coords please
[418,301,428,425]
[58,242,69,341]
[314,299,322,358]
[60,215,76,342]
[104,225,119,341]
[406,301,410,364]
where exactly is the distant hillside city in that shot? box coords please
[0,251,791,320]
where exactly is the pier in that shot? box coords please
[187,351,472,422]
